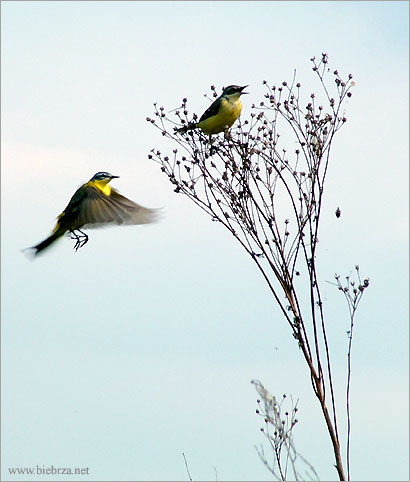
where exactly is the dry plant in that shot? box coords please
[147,53,369,480]
[252,379,319,481]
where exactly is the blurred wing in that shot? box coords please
[65,186,159,230]
[198,96,222,123]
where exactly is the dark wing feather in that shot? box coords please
[80,187,158,229]
[58,185,158,231]
[198,96,223,123]
[106,189,159,225]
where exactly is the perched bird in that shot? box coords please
[26,172,158,256]
[177,85,248,135]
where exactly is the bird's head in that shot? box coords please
[90,172,120,184]
[222,85,249,97]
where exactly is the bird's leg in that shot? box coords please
[69,229,89,252]
[223,128,232,141]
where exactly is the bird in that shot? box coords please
[177,85,248,135]
[26,172,158,256]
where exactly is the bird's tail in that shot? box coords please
[25,226,66,257]
[176,123,197,133]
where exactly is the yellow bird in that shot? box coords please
[177,85,248,135]
[27,172,158,256]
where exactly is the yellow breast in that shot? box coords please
[199,96,243,135]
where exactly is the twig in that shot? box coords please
[182,452,193,481]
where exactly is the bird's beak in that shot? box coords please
[240,85,249,94]
[110,175,120,179]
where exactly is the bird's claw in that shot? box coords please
[69,230,89,252]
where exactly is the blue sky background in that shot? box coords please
[1,2,408,481]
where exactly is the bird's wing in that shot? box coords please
[198,96,223,123]
[107,188,159,226]
[60,186,159,230]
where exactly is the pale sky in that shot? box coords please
[1,2,409,481]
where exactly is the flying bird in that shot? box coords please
[26,172,158,256]
[177,85,248,135]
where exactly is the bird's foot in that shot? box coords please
[69,230,89,252]
[223,129,232,141]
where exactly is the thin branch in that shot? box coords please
[182,452,193,481]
